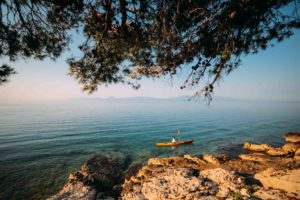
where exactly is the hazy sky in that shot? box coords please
[0,29,299,101]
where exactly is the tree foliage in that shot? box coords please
[0,0,84,82]
[0,64,16,85]
[1,0,300,98]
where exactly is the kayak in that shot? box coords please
[156,140,193,147]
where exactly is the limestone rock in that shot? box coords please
[284,131,300,143]
[282,142,300,153]
[203,154,229,165]
[122,167,218,200]
[200,168,246,197]
[122,161,251,199]
[266,148,288,156]
[254,188,300,200]
[254,168,300,195]
[81,153,130,190]
[243,142,273,152]
[295,148,300,161]
[48,153,130,200]
[147,157,169,166]
[239,153,270,162]
[147,156,200,169]
[183,154,207,166]
[48,181,96,200]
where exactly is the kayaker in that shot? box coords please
[172,136,177,143]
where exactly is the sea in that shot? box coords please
[0,97,299,199]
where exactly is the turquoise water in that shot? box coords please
[0,99,300,199]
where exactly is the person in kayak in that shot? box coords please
[172,136,177,143]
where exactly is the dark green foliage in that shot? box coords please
[68,0,300,98]
[0,0,84,82]
[0,64,16,84]
[1,0,299,98]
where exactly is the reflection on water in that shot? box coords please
[0,99,299,199]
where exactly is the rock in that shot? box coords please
[239,153,270,162]
[183,154,207,166]
[203,154,229,165]
[48,180,96,200]
[50,132,300,200]
[243,142,273,152]
[266,148,288,156]
[254,168,300,195]
[284,131,300,143]
[122,167,218,200]
[295,148,300,161]
[124,162,143,181]
[200,168,247,197]
[147,156,200,169]
[217,144,244,158]
[254,188,300,200]
[147,157,168,166]
[122,160,251,199]
[81,153,131,191]
[48,153,131,200]
[282,142,300,153]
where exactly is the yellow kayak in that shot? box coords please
[156,140,193,147]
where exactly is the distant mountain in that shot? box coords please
[3,96,298,104]
[69,96,192,102]
[67,95,300,103]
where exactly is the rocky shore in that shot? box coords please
[48,131,300,200]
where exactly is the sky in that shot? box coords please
[0,29,300,102]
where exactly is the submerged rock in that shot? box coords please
[284,131,300,143]
[81,152,131,192]
[48,152,131,200]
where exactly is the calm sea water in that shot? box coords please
[0,98,299,199]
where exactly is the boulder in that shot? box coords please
[243,142,273,152]
[254,168,300,195]
[284,131,300,143]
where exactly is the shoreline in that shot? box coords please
[48,131,300,200]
